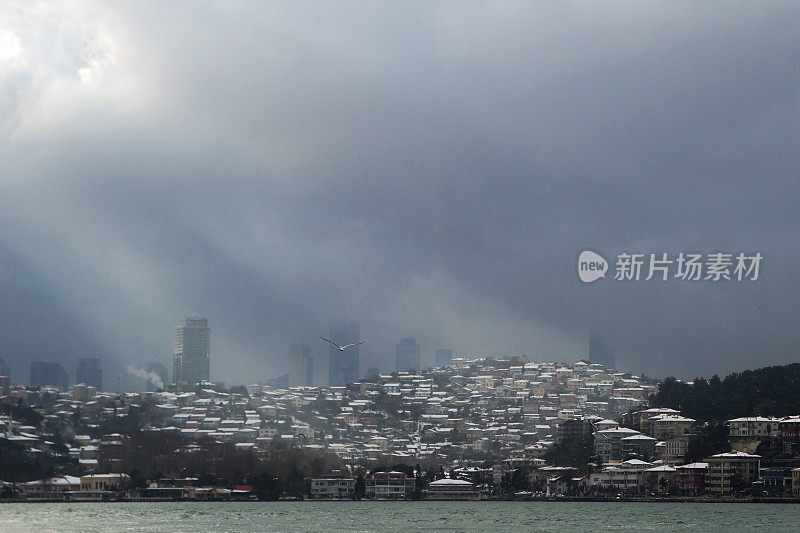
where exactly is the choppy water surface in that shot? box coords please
[1,501,800,532]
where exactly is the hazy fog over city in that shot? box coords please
[1,2,798,388]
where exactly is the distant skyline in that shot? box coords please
[1,3,799,386]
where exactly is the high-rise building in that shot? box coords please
[328,322,360,386]
[589,329,616,370]
[76,357,102,390]
[0,358,10,382]
[146,362,169,391]
[289,344,313,386]
[173,316,211,385]
[434,349,453,368]
[30,361,69,389]
[396,338,421,372]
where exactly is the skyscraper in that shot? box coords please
[0,358,10,381]
[328,322,359,386]
[589,329,616,370]
[76,357,102,390]
[434,349,453,368]
[173,316,211,385]
[289,343,313,386]
[396,337,421,372]
[30,361,69,388]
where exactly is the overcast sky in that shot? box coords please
[1,2,798,388]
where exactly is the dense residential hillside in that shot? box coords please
[650,363,800,422]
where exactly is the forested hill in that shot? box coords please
[649,363,800,422]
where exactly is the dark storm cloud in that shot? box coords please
[1,2,798,386]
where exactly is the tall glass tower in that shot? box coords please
[76,357,102,390]
[173,316,210,385]
[396,337,421,372]
[327,322,359,386]
[289,343,313,386]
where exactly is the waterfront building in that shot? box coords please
[309,478,355,499]
[365,471,415,500]
[79,473,131,491]
[426,478,477,500]
[706,451,761,495]
[676,462,709,495]
[792,467,800,495]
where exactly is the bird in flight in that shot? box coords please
[321,337,364,351]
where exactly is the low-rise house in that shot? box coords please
[19,476,81,494]
[588,460,652,493]
[426,478,478,500]
[309,478,356,499]
[365,471,416,500]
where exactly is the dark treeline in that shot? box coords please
[0,439,63,483]
[649,363,800,422]
[114,433,344,499]
[543,438,594,472]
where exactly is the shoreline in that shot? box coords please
[6,496,800,504]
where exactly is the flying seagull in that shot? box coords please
[321,337,364,351]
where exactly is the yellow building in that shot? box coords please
[80,473,130,491]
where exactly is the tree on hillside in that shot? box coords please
[650,363,800,422]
